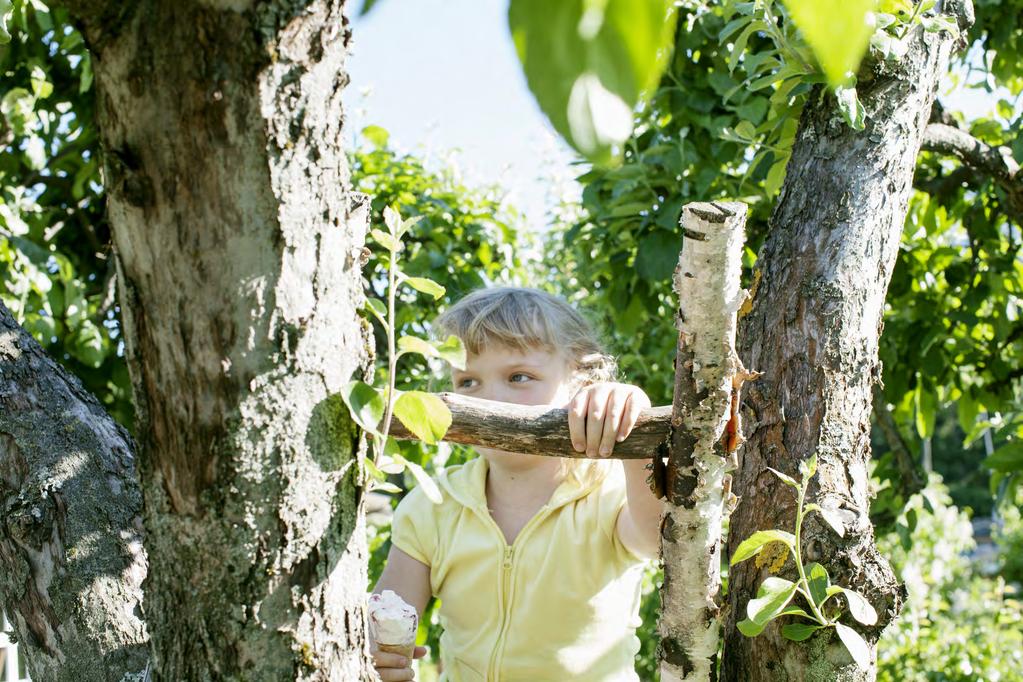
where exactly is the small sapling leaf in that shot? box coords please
[817,505,847,537]
[747,576,798,625]
[806,562,831,608]
[835,622,871,669]
[370,228,401,253]
[403,276,446,300]
[781,622,823,641]
[393,391,452,444]
[767,467,799,488]
[341,380,385,436]
[837,588,878,626]
[730,530,796,565]
[404,459,443,504]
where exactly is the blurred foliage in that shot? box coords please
[877,478,1023,680]
[0,0,132,428]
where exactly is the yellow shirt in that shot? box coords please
[391,456,648,682]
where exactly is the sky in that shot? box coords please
[343,1,1011,231]
[344,0,579,230]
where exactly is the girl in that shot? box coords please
[372,286,660,681]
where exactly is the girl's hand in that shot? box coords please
[371,643,428,681]
[568,382,652,458]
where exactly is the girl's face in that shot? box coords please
[451,343,575,408]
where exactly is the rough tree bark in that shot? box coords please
[658,203,749,682]
[0,301,150,681]
[54,0,375,679]
[725,3,974,680]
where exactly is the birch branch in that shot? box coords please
[386,392,672,459]
[659,201,750,682]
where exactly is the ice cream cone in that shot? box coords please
[368,590,419,663]
[376,641,416,661]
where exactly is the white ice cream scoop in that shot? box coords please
[368,590,418,658]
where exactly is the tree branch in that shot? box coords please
[0,300,150,681]
[871,384,925,499]
[385,393,672,459]
[921,123,1022,219]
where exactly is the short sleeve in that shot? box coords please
[390,486,438,567]
[596,462,647,566]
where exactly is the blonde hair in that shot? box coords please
[434,286,618,486]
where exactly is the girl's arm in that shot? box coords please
[371,547,431,680]
[617,459,662,559]
[373,545,431,615]
[568,382,660,558]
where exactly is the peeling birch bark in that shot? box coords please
[0,301,150,681]
[659,202,749,682]
[386,393,672,458]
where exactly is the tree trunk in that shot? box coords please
[724,4,973,680]
[659,202,749,682]
[62,1,375,679]
[0,301,150,681]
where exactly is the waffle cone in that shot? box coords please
[377,642,416,660]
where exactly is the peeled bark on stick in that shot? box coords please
[60,0,375,678]
[0,301,150,681]
[658,202,750,682]
[725,3,973,679]
[386,392,672,458]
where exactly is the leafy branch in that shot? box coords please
[730,453,879,669]
[340,206,466,503]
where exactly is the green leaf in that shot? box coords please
[508,0,677,164]
[806,562,831,608]
[398,335,439,359]
[737,618,766,637]
[734,120,758,140]
[340,381,385,435]
[370,480,402,494]
[434,334,467,370]
[68,320,106,368]
[767,467,799,488]
[835,622,871,669]
[781,622,824,641]
[359,0,383,16]
[363,297,388,327]
[816,504,847,537]
[393,391,451,444]
[747,576,798,624]
[361,124,390,149]
[363,456,387,482]
[834,84,866,130]
[837,588,878,626]
[403,276,446,300]
[914,379,937,439]
[0,0,11,44]
[920,14,959,37]
[984,441,1023,473]
[730,529,796,565]
[404,459,443,504]
[635,231,680,282]
[370,228,401,253]
[799,451,818,479]
[782,0,875,87]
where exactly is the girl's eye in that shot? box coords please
[510,373,532,383]
[456,377,477,389]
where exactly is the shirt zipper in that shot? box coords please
[483,505,551,681]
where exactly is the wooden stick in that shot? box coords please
[385,392,672,459]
